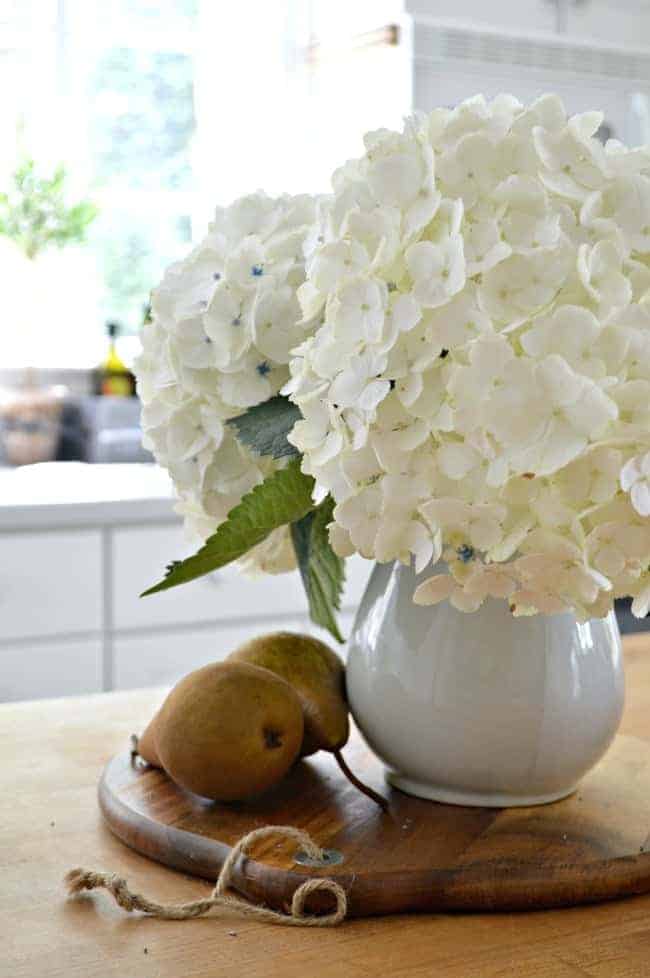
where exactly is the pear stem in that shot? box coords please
[333,749,389,812]
[130,733,140,761]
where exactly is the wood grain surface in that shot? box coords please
[1,633,650,977]
[100,729,650,917]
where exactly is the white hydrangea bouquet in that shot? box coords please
[137,94,650,643]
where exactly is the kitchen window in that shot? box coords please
[0,0,407,369]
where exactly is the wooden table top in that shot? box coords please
[3,633,650,978]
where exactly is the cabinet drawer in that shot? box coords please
[113,620,303,690]
[298,610,356,655]
[0,529,102,641]
[342,555,371,611]
[112,525,371,631]
[0,637,102,702]
[115,609,359,693]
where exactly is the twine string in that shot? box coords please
[65,824,347,927]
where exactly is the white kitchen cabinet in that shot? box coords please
[0,465,372,702]
[405,0,650,44]
[300,610,357,651]
[0,636,102,702]
[113,524,313,630]
[0,529,102,642]
[113,527,371,632]
[114,609,359,694]
[568,1,650,47]
[342,556,372,611]
[113,620,306,691]
[408,3,650,149]
[406,0,555,34]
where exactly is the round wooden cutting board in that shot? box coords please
[99,728,650,918]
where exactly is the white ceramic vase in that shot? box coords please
[346,560,625,807]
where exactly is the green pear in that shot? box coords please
[137,661,304,801]
[229,632,387,810]
[229,631,348,756]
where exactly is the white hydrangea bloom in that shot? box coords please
[621,451,650,517]
[287,93,650,618]
[135,191,322,571]
[138,94,650,619]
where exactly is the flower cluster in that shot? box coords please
[137,94,650,619]
[136,191,321,571]
[286,94,650,619]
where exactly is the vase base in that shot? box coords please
[386,771,578,808]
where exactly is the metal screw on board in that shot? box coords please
[294,848,344,868]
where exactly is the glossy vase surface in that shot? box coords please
[346,561,625,807]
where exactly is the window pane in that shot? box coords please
[91,48,195,191]
[0,0,408,366]
[91,206,191,330]
[0,0,201,364]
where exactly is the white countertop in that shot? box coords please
[0,462,177,530]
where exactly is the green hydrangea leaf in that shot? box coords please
[228,395,301,459]
[142,458,315,596]
[291,495,346,644]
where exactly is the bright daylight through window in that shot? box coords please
[0,0,406,368]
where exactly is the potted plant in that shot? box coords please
[135,94,650,806]
[0,157,97,261]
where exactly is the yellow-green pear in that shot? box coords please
[229,632,388,811]
[228,631,349,757]
[137,661,304,801]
